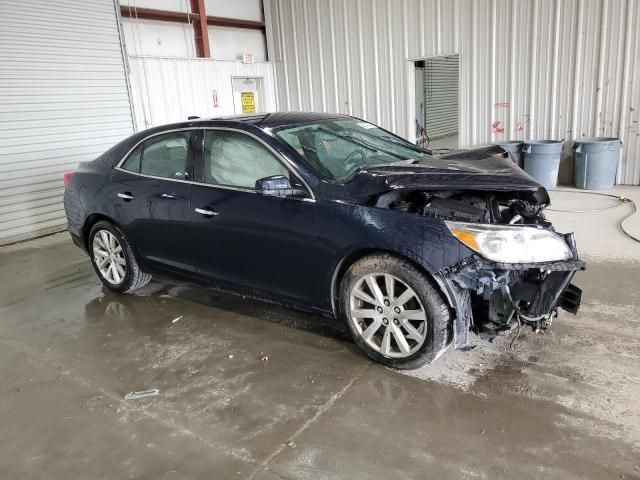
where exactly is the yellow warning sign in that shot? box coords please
[241,92,255,114]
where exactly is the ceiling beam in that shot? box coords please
[206,16,265,30]
[120,5,197,23]
[119,5,266,31]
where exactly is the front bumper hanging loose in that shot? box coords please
[438,235,585,349]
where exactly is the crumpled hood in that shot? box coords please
[344,145,545,194]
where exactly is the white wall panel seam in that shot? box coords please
[314,0,327,112]
[371,3,381,123]
[386,0,396,132]
[489,0,496,143]
[301,0,315,111]
[618,0,634,183]
[594,0,607,134]
[275,0,291,109]
[356,0,366,118]
[402,0,411,139]
[328,0,340,112]
[289,0,303,109]
[342,0,353,115]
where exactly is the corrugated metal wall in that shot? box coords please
[265,0,640,185]
[128,56,278,130]
[0,0,134,245]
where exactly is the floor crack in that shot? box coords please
[249,364,372,480]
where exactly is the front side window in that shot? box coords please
[122,132,191,180]
[202,130,294,189]
[275,118,427,181]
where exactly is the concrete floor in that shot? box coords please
[1,188,639,479]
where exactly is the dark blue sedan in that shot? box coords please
[63,112,583,368]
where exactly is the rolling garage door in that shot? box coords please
[0,0,134,245]
[423,55,459,140]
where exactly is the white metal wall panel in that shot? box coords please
[266,0,640,185]
[128,56,278,130]
[0,0,134,245]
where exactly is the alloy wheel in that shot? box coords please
[92,230,127,285]
[349,273,428,358]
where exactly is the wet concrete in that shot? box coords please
[1,233,639,479]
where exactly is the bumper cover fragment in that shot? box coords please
[439,254,584,349]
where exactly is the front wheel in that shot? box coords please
[88,220,151,293]
[340,254,452,369]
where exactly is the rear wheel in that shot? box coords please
[340,254,451,369]
[89,221,151,293]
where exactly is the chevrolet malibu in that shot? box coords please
[63,112,583,369]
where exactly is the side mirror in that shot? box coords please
[255,175,309,199]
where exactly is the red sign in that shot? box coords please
[212,90,219,108]
[491,120,505,134]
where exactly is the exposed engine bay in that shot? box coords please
[373,188,550,226]
[373,187,584,349]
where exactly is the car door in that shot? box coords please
[110,130,196,274]
[189,128,321,304]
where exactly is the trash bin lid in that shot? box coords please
[523,139,563,154]
[573,137,622,153]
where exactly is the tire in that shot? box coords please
[88,220,151,293]
[340,253,451,369]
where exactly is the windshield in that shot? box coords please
[275,118,427,180]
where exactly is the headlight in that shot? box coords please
[445,221,573,263]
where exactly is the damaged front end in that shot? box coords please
[441,251,584,349]
[374,185,584,349]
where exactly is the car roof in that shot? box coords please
[182,111,351,129]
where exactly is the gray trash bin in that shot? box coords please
[522,140,563,190]
[494,141,524,168]
[573,137,622,190]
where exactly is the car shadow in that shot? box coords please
[86,278,352,344]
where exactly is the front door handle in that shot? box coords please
[161,193,178,199]
[195,207,219,217]
[117,192,134,201]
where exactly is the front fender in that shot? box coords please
[317,201,473,315]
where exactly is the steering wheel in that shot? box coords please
[344,149,366,173]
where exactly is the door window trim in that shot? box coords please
[195,127,315,202]
[114,128,196,185]
[114,127,315,202]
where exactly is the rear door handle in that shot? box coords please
[195,207,219,217]
[161,193,178,199]
[117,192,134,201]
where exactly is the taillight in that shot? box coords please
[63,171,74,189]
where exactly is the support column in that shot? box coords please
[190,0,210,57]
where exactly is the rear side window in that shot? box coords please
[121,132,191,180]
[121,148,141,172]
